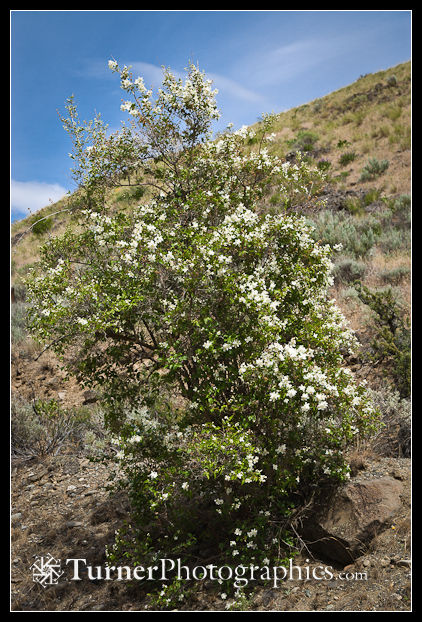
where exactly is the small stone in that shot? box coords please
[396,559,411,568]
[83,390,98,404]
[65,521,83,528]
[27,469,48,483]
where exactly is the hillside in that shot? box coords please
[11,61,411,612]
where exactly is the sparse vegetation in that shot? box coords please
[360,157,389,182]
[332,257,366,285]
[367,386,410,457]
[354,282,410,398]
[31,216,53,236]
[11,395,91,458]
[339,151,357,167]
[287,129,319,152]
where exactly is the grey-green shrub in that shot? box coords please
[378,228,410,253]
[308,211,380,258]
[11,302,29,344]
[367,386,410,457]
[332,257,366,285]
[11,396,91,457]
[360,157,389,181]
[380,266,410,284]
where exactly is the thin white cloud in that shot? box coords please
[242,37,337,88]
[11,180,68,220]
[240,28,389,89]
[73,58,111,79]
[129,61,169,87]
[207,72,266,104]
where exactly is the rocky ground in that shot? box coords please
[10,348,412,611]
[10,450,411,612]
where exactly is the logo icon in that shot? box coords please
[30,554,65,588]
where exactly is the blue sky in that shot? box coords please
[11,10,411,222]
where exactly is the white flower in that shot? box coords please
[181,482,189,490]
[149,471,158,479]
[134,76,146,91]
[247,529,257,537]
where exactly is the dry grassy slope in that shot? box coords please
[267,60,410,193]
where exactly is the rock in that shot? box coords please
[65,521,83,528]
[11,513,22,524]
[396,559,411,568]
[27,468,48,483]
[300,477,403,565]
[82,390,98,405]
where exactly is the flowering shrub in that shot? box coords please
[26,60,379,604]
